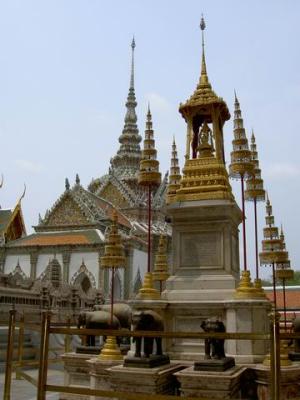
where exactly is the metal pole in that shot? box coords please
[147,185,152,273]
[282,278,287,331]
[110,267,115,326]
[37,311,51,400]
[270,311,281,400]
[254,197,259,280]
[15,312,24,380]
[272,262,277,310]
[3,309,16,400]
[241,175,247,271]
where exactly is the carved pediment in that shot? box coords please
[99,182,130,209]
[45,195,91,226]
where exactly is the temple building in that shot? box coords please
[0,39,169,307]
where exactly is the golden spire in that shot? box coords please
[152,234,170,285]
[199,15,209,86]
[166,137,181,204]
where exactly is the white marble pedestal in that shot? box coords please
[88,358,123,400]
[108,363,183,397]
[60,352,96,400]
[175,365,246,399]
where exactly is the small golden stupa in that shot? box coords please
[174,16,233,203]
[99,211,125,361]
[152,234,170,291]
[166,137,181,205]
[275,226,294,281]
[136,107,161,300]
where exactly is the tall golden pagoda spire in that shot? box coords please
[166,137,181,204]
[175,17,233,203]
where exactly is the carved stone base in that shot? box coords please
[108,363,183,396]
[123,354,170,368]
[194,357,235,372]
[175,365,246,399]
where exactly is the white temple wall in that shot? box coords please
[132,248,147,281]
[69,252,98,286]
[4,255,31,276]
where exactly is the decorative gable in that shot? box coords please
[99,182,130,209]
[45,195,91,226]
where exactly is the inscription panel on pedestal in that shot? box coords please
[180,231,222,268]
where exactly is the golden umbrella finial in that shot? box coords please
[99,212,126,360]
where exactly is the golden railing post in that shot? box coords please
[270,311,281,400]
[64,316,71,353]
[15,312,24,380]
[3,308,16,400]
[37,311,51,400]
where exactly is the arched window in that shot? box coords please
[133,269,142,294]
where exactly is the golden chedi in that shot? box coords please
[175,17,233,203]
[99,211,125,361]
[152,234,170,290]
[166,138,181,204]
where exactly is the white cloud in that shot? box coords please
[15,159,43,173]
[264,163,300,179]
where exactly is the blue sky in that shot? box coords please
[0,0,299,280]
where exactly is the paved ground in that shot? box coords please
[0,368,63,399]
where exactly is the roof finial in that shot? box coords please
[18,184,26,204]
[75,174,80,185]
[0,174,3,188]
[199,15,208,84]
[130,36,135,89]
[65,178,70,191]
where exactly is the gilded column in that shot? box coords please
[30,252,38,280]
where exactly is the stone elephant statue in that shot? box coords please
[93,303,132,330]
[201,318,226,360]
[132,310,164,358]
[77,310,120,347]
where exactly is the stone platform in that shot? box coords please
[88,358,122,400]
